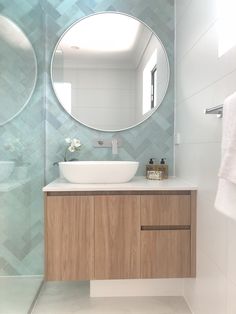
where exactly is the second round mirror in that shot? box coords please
[0,15,37,126]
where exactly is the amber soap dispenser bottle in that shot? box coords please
[158,158,168,179]
[146,158,163,180]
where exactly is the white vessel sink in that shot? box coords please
[0,161,15,182]
[59,161,139,184]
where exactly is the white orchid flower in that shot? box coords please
[71,139,81,148]
[64,137,82,161]
[65,138,71,144]
[68,146,76,152]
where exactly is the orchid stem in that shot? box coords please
[64,147,68,161]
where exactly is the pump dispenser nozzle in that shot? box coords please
[149,158,155,164]
[160,158,166,164]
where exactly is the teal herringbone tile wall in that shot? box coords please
[44,0,175,183]
[0,0,174,277]
[0,0,44,275]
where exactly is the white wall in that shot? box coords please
[135,34,170,122]
[136,34,157,121]
[175,0,236,313]
[90,279,184,297]
[54,68,136,130]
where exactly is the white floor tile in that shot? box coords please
[33,281,192,314]
[0,276,43,314]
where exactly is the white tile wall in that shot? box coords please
[72,106,136,130]
[55,68,136,130]
[177,23,236,103]
[227,219,236,285]
[227,280,236,314]
[176,0,218,62]
[175,0,192,23]
[90,279,184,297]
[176,90,222,144]
[175,0,236,313]
[184,250,227,314]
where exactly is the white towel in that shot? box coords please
[215,92,236,219]
[218,92,236,183]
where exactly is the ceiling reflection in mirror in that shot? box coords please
[51,12,169,131]
[0,16,37,126]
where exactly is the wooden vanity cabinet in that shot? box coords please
[143,192,196,278]
[140,193,194,278]
[45,191,196,281]
[94,195,140,279]
[45,195,94,281]
[141,229,191,278]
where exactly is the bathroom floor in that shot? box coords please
[32,281,192,314]
[0,276,43,314]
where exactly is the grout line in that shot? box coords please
[183,290,195,314]
[176,141,221,146]
[183,245,229,313]
[28,279,44,314]
[198,247,227,282]
[176,66,236,106]
[176,18,218,64]
[0,275,43,278]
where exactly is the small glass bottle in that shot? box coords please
[146,158,165,180]
[157,158,168,179]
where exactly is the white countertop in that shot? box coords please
[43,176,197,192]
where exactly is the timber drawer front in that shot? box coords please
[140,193,194,278]
[45,191,196,281]
[141,195,191,226]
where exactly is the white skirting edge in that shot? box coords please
[90,279,184,297]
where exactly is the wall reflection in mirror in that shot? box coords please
[51,12,170,131]
[0,15,37,126]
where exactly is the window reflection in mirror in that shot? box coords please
[142,48,157,115]
[51,12,169,131]
[54,82,72,113]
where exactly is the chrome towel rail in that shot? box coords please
[205,104,223,118]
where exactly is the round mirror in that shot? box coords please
[51,12,169,132]
[0,16,37,126]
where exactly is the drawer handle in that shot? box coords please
[141,225,190,231]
